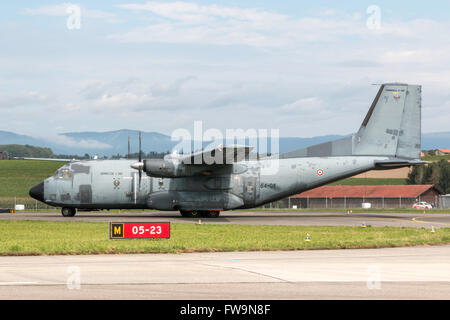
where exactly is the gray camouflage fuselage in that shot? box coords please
[30,83,424,214]
[41,156,389,210]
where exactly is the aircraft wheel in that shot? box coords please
[190,211,202,218]
[179,210,201,218]
[180,210,191,217]
[199,211,220,218]
[206,211,221,218]
[61,207,76,217]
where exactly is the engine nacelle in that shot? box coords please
[144,159,177,178]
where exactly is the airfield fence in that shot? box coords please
[0,195,443,211]
[0,197,57,211]
[440,195,450,208]
[263,195,441,209]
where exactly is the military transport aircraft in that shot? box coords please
[29,83,425,217]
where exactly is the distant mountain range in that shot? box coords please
[0,129,449,157]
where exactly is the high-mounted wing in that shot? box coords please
[180,145,253,165]
[13,157,74,162]
[130,145,254,178]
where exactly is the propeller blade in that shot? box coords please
[139,131,142,163]
[128,135,130,159]
[130,132,144,189]
[138,131,142,187]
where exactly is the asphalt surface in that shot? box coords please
[1,210,450,228]
[0,245,449,299]
[1,210,449,299]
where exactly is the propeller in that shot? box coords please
[127,135,130,159]
[130,131,144,187]
[138,131,142,186]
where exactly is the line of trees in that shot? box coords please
[0,144,53,158]
[407,160,450,194]
[110,151,169,159]
[0,144,169,160]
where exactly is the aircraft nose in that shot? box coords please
[29,182,45,202]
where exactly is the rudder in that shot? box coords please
[353,83,421,159]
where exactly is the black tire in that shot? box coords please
[195,211,221,218]
[180,210,191,217]
[207,211,220,218]
[61,207,76,217]
[179,210,201,218]
[201,211,220,218]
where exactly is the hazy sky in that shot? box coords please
[1,1,450,140]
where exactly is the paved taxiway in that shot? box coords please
[1,210,450,228]
[1,210,449,299]
[0,245,449,299]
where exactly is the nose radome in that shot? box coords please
[29,182,45,202]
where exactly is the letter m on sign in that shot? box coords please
[110,223,124,239]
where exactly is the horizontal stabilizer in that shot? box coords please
[374,159,429,169]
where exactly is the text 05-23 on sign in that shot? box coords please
[110,222,170,239]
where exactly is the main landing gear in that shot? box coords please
[179,210,221,218]
[61,207,77,217]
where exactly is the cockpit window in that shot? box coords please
[54,167,73,179]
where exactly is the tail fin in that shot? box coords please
[353,83,421,159]
[279,83,422,160]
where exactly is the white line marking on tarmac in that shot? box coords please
[0,282,38,286]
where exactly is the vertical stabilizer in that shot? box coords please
[353,83,421,159]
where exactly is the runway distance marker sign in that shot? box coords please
[109,222,170,239]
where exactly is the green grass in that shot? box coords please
[331,178,407,185]
[0,160,65,197]
[0,221,449,256]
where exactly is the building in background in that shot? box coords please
[265,185,442,209]
[435,148,450,155]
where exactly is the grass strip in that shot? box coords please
[0,220,449,256]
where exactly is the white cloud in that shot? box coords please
[0,91,49,108]
[21,3,72,16]
[21,3,119,23]
[66,77,197,112]
[5,2,450,137]
[37,133,113,149]
[280,97,326,112]
[109,0,450,77]
[110,1,365,46]
[117,2,287,23]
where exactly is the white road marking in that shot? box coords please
[0,282,38,286]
